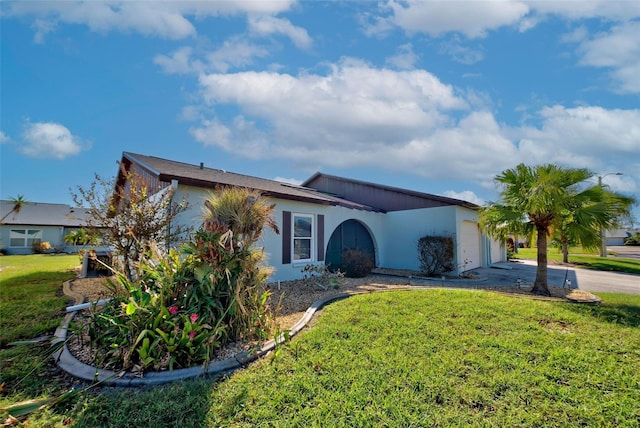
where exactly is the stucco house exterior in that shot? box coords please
[117,152,505,282]
[0,201,95,255]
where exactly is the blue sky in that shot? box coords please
[1,1,639,221]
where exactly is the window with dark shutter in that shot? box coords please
[282,211,291,264]
[317,214,324,262]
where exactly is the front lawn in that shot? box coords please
[511,248,640,274]
[2,255,640,427]
[0,254,80,346]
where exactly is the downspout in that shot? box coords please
[166,180,179,252]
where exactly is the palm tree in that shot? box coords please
[0,195,27,224]
[202,187,279,250]
[479,164,622,296]
[554,185,634,263]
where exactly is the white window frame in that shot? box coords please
[10,229,43,247]
[292,213,314,263]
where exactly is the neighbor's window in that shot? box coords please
[10,229,42,247]
[293,214,313,262]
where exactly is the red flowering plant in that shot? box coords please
[84,248,228,372]
[81,187,278,373]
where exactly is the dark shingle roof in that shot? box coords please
[121,152,377,211]
[0,201,92,226]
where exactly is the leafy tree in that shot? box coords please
[71,164,190,280]
[0,194,27,224]
[479,164,635,296]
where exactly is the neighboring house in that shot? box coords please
[0,201,96,255]
[117,152,505,282]
[605,228,639,246]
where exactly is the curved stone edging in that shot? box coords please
[53,281,357,386]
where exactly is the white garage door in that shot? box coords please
[490,238,504,264]
[460,221,481,270]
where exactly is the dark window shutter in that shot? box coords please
[282,211,291,264]
[317,214,325,262]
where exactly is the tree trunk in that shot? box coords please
[532,225,551,296]
[562,237,569,264]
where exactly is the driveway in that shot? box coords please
[478,260,640,295]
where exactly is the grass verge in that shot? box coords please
[511,248,640,274]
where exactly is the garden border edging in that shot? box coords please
[53,280,353,386]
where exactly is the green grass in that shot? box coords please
[511,247,640,275]
[2,256,640,427]
[0,254,80,346]
[0,255,80,409]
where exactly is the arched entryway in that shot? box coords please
[325,219,375,272]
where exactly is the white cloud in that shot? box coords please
[153,47,202,75]
[247,15,312,50]
[519,105,640,157]
[205,37,271,73]
[385,43,419,70]
[574,21,640,94]
[155,38,271,75]
[512,105,640,193]
[0,131,10,143]
[439,37,484,64]
[186,58,640,194]
[274,176,303,185]
[375,0,640,40]
[193,59,468,162]
[526,1,640,21]
[20,122,88,159]
[442,190,485,206]
[6,0,297,42]
[189,118,232,151]
[382,0,530,38]
[189,61,535,183]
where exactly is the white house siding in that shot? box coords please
[171,185,387,283]
[1,225,64,255]
[169,185,504,281]
[381,206,458,272]
[263,201,386,282]
[490,237,504,265]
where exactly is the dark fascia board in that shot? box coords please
[302,172,479,210]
